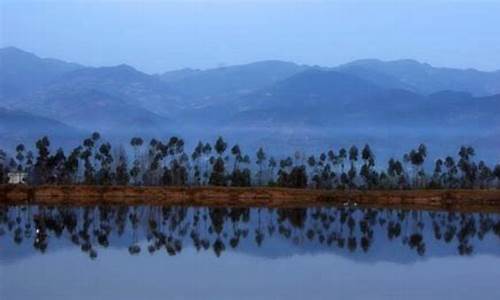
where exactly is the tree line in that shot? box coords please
[1,133,499,189]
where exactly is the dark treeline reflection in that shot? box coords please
[1,205,499,260]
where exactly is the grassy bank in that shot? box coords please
[1,185,499,212]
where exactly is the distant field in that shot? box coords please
[1,185,499,212]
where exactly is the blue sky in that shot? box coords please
[1,0,500,73]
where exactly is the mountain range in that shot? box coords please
[0,46,499,160]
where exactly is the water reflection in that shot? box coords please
[1,204,499,261]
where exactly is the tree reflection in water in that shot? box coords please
[0,204,499,260]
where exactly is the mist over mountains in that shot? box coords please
[0,47,499,161]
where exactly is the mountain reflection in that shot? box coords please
[1,204,499,260]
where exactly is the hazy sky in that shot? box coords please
[1,0,500,73]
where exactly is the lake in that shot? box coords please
[1,205,499,300]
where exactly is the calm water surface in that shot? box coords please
[1,204,499,300]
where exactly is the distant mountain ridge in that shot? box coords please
[158,60,309,108]
[336,58,500,96]
[0,46,499,159]
[0,47,83,99]
[227,69,500,129]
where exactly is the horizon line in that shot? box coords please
[2,45,499,75]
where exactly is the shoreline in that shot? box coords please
[1,185,500,212]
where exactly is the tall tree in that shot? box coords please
[214,137,227,157]
[209,137,227,186]
[191,141,204,185]
[458,146,476,188]
[48,148,66,184]
[360,144,377,189]
[338,148,347,173]
[430,159,444,188]
[81,138,95,185]
[202,142,212,185]
[130,137,144,185]
[406,144,427,188]
[209,157,226,186]
[444,156,458,188]
[96,143,114,185]
[268,157,277,185]
[256,147,266,185]
[115,147,130,186]
[15,144,26,172]
[63,146,82,184]
[277,157,293,187]
[477,161,493,189]
[34,136,51,184]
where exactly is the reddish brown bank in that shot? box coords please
[1,185,500,212]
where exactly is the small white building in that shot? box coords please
[8,172,27,184]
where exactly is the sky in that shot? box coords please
[1,0,500,74]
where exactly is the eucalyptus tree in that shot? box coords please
[387,158,404,189]
[165,136,188,185]
[406,144,427,188]
[268,157,277,184]
[231,144,242,173]
[202,142,212,185]
[229,144,251,187]
[143,139,164,186]
[430,159,444,188]
[319,162,334,189]
[214,136,227,156]
[319,152,327,167]
[15,144,26,172]
[326,150,337,183]
[25,150,34,182]
[346,163,357,190]
[47,148,66,184]
[317,152,330,188]
[173,152,189,186]
[458,146,477,188]
[34,136,51,184]
[338,148,347,173]
[307,153,330,189]
[81,133,101,185]
[256,147,266,185]
[417,144,428,186]
[307,155,318,188]
[378,172,391,189]
[209,157,227,186]
[115,146,130,186]
[477,161,493,189]
[289,165,308,188]
[360,144,377,189]
[241,153,251,184]
[360,144,371,163]
[191,141,204,185]
[129,137,144,185]
[90,132,102,182]
[96,143,114,185]
[444,156,458,188]
[62,146,82,184]
[277,157,293,187]
[210,137,228,186]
